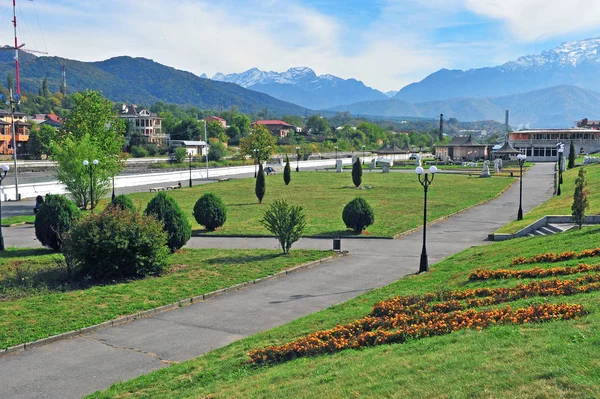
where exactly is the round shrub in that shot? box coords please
[342,196,375,233]
[34,194,81,251]
[130,145,148,158]
[107,194,136,213]
[193,193,227,231]
[144,192,191,252]
[63,208,169,279]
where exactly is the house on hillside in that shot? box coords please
[169,140,208,157]
[435,135,489,161]
[119,104,168,145]
[253,120,293,138]
[203,115,227,128]
[29,113,61,128]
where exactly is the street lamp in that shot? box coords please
[516,153,527,220]
[362,145,366,165]
[83,159,98,212]
[253,148,258,178]
[188,151,193,187]
[416,165,437,273]
[557,143,564,196]
[335,146,338,161]
[0,164,9,251]
[296,146,300,172]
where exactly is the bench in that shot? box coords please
[218,178,230,182]
[166,185,181,190]
[149,187,165,192]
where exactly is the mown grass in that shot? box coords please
[99,172,513,237]
[89,227,600,399]
[2,215,35,225]
[0,248,332,349]
[497,163,600,234]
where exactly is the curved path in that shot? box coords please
[0,163,555,399]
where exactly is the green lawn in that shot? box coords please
[497,163,600,234]
[90,227,600,399]
[0,248,332,349]
[101,172,513,237]
[1,215,34,226]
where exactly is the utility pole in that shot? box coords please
[61,63,66,95]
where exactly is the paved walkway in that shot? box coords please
[0,163,555,399]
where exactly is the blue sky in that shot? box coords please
[0,0,600,91]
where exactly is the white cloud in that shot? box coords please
[464,0,600,41]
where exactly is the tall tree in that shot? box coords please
[568,141,576,169]
[239,124,277,163]
[27,123,57,160]
[206,120,228,143]
[53,90,125,209]
[306,115,330,136]
[283,154,291,185]
[352,157,362,188]
[255,163,266,204]
[170,117,202,141]
[572,168,589,229]
[42,78,49,98]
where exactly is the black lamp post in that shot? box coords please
[188,151,193,187]
[253,148,258,178]
[557,143,564,196]
[83,159,98,212]
[362,145,365,165]
[112,175,115,201]
[296,146,300,172]
[416,165,437,273]
[517,153,527,220]
[0,164,9,251]
[335,146,338,161]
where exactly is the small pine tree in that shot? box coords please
[572,168,589,229]
[342,196,375,233]
[568,141,576,169]
[260,199,306,254]
[194,193,227,231]
[107,194,136,213]
[352,157,362,188]
[34,194,81,251]
[283,155,291,186]
[256,163,266,203]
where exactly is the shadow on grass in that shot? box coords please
[228,203,258,207]
[0,248,55,259]
[203,253,283,265]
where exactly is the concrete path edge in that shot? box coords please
[0,252,345,359]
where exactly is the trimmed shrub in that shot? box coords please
[342,196,375,233]
[144,192,191,252]
[63,208,169,279]
[34,194,81,251]
[572,168,589,229]
[174,146,188,163]
[107,194,136,213]
[130,145,148,158]
[352,157,362,188]
[284,155,291,185]
[256,163,266,203]
[194,193,227,231]
[261,199,306,254]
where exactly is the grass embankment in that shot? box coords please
[91,227,600,399]
[1,215,35,226]
[100,172,513,237]
[497,163,600,234]
[0,248,331,349]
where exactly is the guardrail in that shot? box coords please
[0,158,357,201]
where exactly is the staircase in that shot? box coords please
[528,223,573,237]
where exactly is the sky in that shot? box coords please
[1,0,600,92]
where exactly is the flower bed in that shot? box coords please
[512,248,600,265]
[469,263,600,280]
[249,275,595,364]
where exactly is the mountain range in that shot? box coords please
[394,37,600,103]
[211,67,387,110]
[0,48,305,116]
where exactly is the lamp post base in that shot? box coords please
[517,208,523,221]
[419,253,428,273]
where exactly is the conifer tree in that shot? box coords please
[352,157,362,188]
[568,141,576,169]
[572,168,589,229]
[284,154,291,185]
[256,163,266,203]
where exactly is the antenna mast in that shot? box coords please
[61,63,66,95]
[12,0,23,95]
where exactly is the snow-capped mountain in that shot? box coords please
[212,67,386,110]
[394,37,600,103]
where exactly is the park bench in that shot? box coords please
[149,187,165,192]
[166,185,181,190]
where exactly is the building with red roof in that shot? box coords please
[204,115,227,129]
[253,120,293,138]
